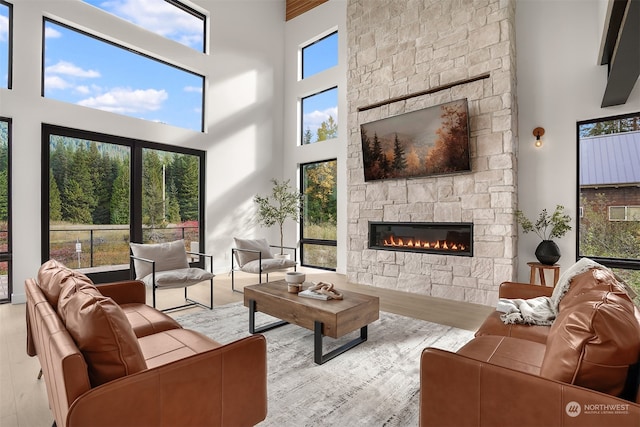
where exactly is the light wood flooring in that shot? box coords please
[0,267,494,427]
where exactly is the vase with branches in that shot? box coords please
[515,205,572,265]
[254,179,303,255]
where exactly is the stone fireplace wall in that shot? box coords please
[346,0,518,305]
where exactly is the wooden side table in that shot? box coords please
[527,262,560,287]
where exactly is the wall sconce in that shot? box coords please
[533,127,545,148]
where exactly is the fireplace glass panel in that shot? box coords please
[369,222,473,256]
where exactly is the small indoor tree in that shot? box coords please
[254,179,303,255]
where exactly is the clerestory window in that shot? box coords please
[43,19,204,132]
[82,0,206,53]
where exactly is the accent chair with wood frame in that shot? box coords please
[130,239,214,311]
[231,237,297,292]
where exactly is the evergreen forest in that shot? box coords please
[49,136,200,228]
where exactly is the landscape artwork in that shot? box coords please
[360,99,471,182]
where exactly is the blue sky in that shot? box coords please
[0,1,8,89]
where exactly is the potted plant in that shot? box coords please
[515,205,572,265]
[254,178,303,257]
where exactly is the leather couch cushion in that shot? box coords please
[458,335,546,376]
[475,311,549,344]
[120,303,182,338]
[58,280,147,387]
[541,289,640,397]
[37,259,92,307]
[138,328,221,368]
[559,267,626,312]
[130,239,189,279]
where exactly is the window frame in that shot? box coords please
[41,17,206,132]
[299,158,337,271]
[608,205,640,222]
[300,86,338,146]
[165,0,207,53]
[576,111,640,271]
[41,123,206,283]
[301,30,338,80]
[0,0,12,90]
[0,116,12,303]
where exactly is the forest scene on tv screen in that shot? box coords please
[361,99,471,181]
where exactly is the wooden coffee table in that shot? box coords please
[243,280,380,364]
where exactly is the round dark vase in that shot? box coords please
[535,240,561,265]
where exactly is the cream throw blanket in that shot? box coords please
[497,257,604,325]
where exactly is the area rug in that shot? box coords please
[176,302,474,427]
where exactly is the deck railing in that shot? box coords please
[49,225,199,269]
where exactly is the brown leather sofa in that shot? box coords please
[420,266,640,426]
[26,259,267,427]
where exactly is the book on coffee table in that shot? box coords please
[298,289,330,300]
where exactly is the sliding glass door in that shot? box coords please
[42,125,205,283]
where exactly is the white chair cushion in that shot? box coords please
[241,258,296,274]
[130,240,189,279]
[142,268,214,289]
[233,237,273,267]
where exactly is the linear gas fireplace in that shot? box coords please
[369,222,473,257]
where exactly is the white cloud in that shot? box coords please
[44,26,62,39]
[46,61,101,78]
[0,16,8,42]
[303,106,338,132]
[184,85,202,93]
[45,75,72,90]
[75,85,92,95]
[100,0,202,47]
[77,87,168,114]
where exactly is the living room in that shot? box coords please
[1,0,640,425]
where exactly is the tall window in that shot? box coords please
[0,0,11,89]
[577,112,640,296]
[0,118,10,302]
[299,30,338,146]
[43,125,205,283]
[300,159,337,269]
[301,87,338,145]
[82,0,206,53]
[43,19,204,132]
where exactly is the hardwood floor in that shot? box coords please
[0,267,494,426]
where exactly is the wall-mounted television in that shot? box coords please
[360,98,471,182]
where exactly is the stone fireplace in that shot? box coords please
[369,222,473,257]
[346,0,518,305]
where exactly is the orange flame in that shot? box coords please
[381,235,467,252]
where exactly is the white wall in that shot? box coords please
[515,0,640,281]
[283,0,348,273]
[1,0,285,302]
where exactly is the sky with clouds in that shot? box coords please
[44,15,203,132]
[5,0,339,137]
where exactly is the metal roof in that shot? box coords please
[580,131,640,186]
